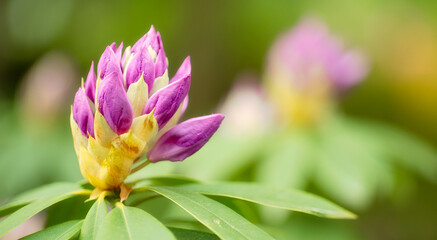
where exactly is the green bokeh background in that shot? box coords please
[0,0,437,239]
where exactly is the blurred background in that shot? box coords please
[0,0,437,239]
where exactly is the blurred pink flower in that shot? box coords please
[267,17,368,92]
[265,17,369,125]
[19,52,77,124]
[1,214,45,240]
[219,72,273,136]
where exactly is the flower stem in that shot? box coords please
[131,160,151,174]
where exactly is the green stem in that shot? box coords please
[130,160,151,174]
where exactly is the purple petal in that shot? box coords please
[97,45,123,81]
[97,72,133,135]
[84,61,97,102]
[143,75,191,128]
[73,88,94,137]
[331,50,368,90]
[125,44,155,90]
[115,42,124,60]
[132,26,158,53]
[154,45,167,78]
[147,28,160,53]
[148,114,225,162]
[170,56,191,83]
[110,42,117,52]
[156,32,164,52]
[180,96,189,120]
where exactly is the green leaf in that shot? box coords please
[341,116,437,182]
[177,135,263,181]
[45,195,93,228]
[0,187,87,237]
[96,203,175,240]
[315,116,394,209]
[0,182,83,217]
[80,194,107,240]
[373,123,437,182]
[256,130,315,190]
[254,131,315,224]
[176,183,355,219]
[131,175,199,189]
[169,227,219,240]
[150,186,274,240]
[21,220,83,240]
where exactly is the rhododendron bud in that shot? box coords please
[148,114,225,162]
[70,26,224,192]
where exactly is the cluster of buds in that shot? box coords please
[70,26,224,192]
[265,18,368,126]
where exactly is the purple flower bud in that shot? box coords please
[125,44,155,90]
[84,61,97,102]
[148,114,225,162]
[73,88,94,137]
[154,44,167,78]
[132,26,159,54]
[97,45,123,81]
[96,72,133,134]
[170,56,191,83]
[143,75,191,128]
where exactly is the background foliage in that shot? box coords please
[1,0,437,239]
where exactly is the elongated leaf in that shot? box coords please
[0,183,82,217]
[177,182,355,219]
[45,195,92,228]
[256,130,315,190]
[316,116,396,208]
[169,227,219,240]
[0,187,87,237]
[255,131,315,223]
[177,135,263,181]
[80,194,107,240]
[342,116,437,182]
[21,220,83,240]
[316,131,385,209]
[373,124,437,182]
[96,204,175,240]
[131,175,199,189]
[150,187,274,240]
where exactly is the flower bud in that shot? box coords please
[125,43,155,90]
[97,44,123,80]
[73,88,94,137]
[143,75,190,129]
[96,72,133,135]
[148,114,225,162]
[70,26,223,192]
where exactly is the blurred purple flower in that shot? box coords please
[268,17,368,91]
[218,73,273,135]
